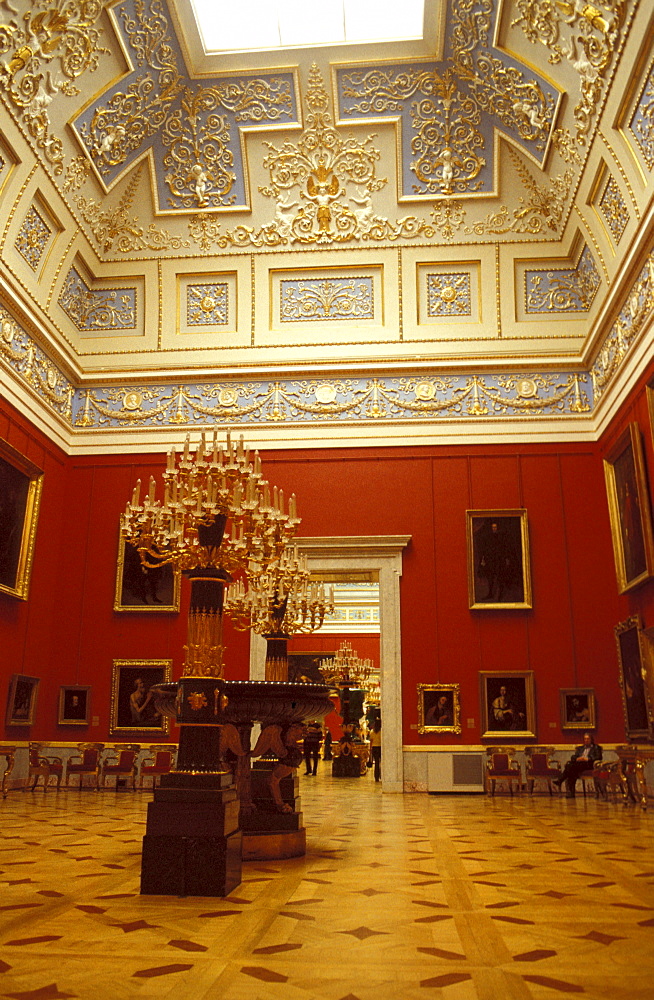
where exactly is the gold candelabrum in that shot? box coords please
[120,429,300,678]
[319,640,374,690]
[365,677,381,708]
[224,547,335,682]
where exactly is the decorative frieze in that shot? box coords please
[591,251,654,403]
[2,250,654,437]
[71,371,592,429]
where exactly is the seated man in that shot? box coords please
[555,732,602,797]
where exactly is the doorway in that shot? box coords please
[249,535,410,792]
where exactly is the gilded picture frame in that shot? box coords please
[466,510,532,609]
[6,674,40,726]
[0,438,43,600]
[58,685,91,726]
[560,688,596,730]
[480,671,536,740]
[114,534,181,612]
[110,659,172,736]
[603,423,654,594]
[417,683,461,735]
[614,615,653,741]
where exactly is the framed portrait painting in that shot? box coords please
[0,439,43,600]
[417,683,461,735]
[603,423,654,593]
[614,615,653,741]
[58,685,91,726]
[6,674,39,726]
[110,659,172,736]
[114,535,181,612]
[288,651,334,685]
[466,510,532,609]
[480,671,536,740]
[560,688,596,730]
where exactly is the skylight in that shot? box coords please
[192,0,425,54]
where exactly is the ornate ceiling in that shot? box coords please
[0,0,652,452]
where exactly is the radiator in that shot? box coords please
[427,752,485,793]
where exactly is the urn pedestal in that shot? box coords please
[141,771,242,896]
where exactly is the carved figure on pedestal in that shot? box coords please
[250,723,305,813]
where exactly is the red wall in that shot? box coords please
[288,632,380,737]
[2,388,644,747]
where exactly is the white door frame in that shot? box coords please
[249,535,411,793]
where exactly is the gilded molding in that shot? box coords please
[75,165,191,254]
[591,250,654,404]
[58,266,137,331]
[628,57,654,170]
[72,0,298,213]
[187,65,436,250]
[0,0,107,175]
[71,372,592,428]
[524,245,601,313]
[597,174,629,245]
[426,272,472,317]
[279,277,374,323]
[337,0,560,199]
[63,154,91,193]
[0,303,73,420]
[598,132,640,219]
[466,149,572,236]
[511,0,628,144]
[14,203,52,269]
[186,282,229,327]
[3,250,654,435]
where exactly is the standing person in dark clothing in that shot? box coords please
[322,727,332,760]
[369,718,382,782]
[303,720,322,775]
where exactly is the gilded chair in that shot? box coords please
[65,743,104,789]
[485,747,522,796]
[27,742,63,791]
[138,744,176,789]
[524,746,562,795]
[1,747,18,798]
[99,745,141,790]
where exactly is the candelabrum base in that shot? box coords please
[140,771,242,896]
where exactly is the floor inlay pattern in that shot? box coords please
[0,774,653,998]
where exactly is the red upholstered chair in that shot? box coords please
[485,747,522,796]
[27,743,63,791]
[66,743,104,789]
[524,746,562,795]
[138,744,176,789]
[99,746,141,790]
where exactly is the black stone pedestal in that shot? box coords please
[141,771,242,896]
